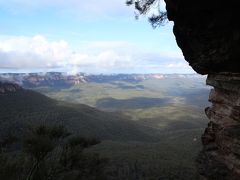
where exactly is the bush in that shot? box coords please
[0,125,107,180]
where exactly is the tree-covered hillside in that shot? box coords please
[0,88,156,142]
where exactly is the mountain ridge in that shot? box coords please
[0,72,206,88]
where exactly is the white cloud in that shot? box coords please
[0,35,70,68]
[166,62,189,68]
[0,35,194,74]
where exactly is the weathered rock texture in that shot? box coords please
[198,74,240,179]
[164,0,240,179]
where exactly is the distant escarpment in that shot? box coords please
[0,72,86,88]
[0,73,203,88]
[165,0,240,179]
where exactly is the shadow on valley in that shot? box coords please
[138,117,206,134]
[167,88,210,108]
[96,97,171,109]
[0,89,157,142]
[110,82,145,90]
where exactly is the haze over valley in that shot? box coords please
[0,72,210,179]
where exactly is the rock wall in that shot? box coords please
[164,0,240,179]
[198,74,240,179]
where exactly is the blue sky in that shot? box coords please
[0,0,195,74]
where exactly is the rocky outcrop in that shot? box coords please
[165,0,240,75]
[0,82,22,94]
[198,74,240,179]
[164,0,240,179]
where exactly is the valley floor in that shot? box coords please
[32,77,209,179]
[0,76,210,179]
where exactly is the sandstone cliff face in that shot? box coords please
[198,74,240,179]
[164,0,240,179]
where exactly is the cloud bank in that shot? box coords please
[0,35,193,74]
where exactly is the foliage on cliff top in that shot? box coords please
[126,0,168,28]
